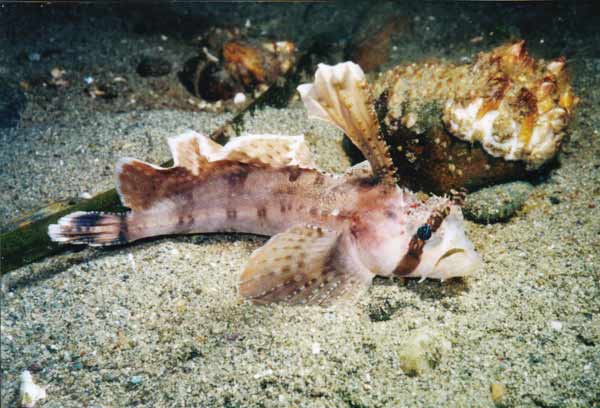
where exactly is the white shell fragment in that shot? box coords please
[19,370,47,408]
[311,342,321,355]
[233,92,247,105]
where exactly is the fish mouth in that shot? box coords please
[434,247,482,280]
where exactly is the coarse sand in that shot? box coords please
[1,3,599,407]
[2,100,598,406]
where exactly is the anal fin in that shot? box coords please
[240,225,374,306]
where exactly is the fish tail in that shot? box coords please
[48,211,129,246]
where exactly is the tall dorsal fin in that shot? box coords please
[298,62,396,185]
[240,224,374,305]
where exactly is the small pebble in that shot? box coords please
[28,52,41,62]
[311,342,321,355]
[136,56,171,77]
[397,328,451,376]
[549,320,563,331]
[233,92,246,105]
[19,371,46,408]
[490,382,506,404]
[129,375,143,385]
[463,181,534,224]
[549,196,561,205]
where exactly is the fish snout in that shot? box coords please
[435,246,482,280]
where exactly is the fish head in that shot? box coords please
[383,193,482,281]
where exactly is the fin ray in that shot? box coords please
[240,224,373,305]
[298,62,396,184]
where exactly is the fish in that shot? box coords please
[48,61,482,306]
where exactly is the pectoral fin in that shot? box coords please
[240,225,373,305]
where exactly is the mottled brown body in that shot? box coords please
[120,159,389,246]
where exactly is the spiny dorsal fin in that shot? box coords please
[167,130,210,175]
[240,224,374,305]
[167,131,317,173]
[297,62,396,185]
[117,132,319,211]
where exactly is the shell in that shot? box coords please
[371,40,578,192]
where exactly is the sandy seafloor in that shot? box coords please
[1,3,599,407]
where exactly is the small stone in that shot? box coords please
[490,382,506,405]
[311,342,321,355]
[233,92,246,105]
[137,56,171,77]
[549,320,562,331]
[549,196,561,205]
[19,371,46,408]
[463,181,534,224]
[397,328,451,376]
[129,375,143,385]
[28,52,41,62]
[367,298,396,322]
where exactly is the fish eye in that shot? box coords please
[417,224,432,241]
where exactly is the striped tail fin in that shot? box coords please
[48,211,128,246]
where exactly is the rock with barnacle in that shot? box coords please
[370,40,578,194]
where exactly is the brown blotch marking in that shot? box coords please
[309,207,319,217]
[281,265,291,274]
[257,207,267,219]
[313,173,325,186]
[298,260,305,269]
[226,168,249,188]
[280,201,286,213]
[287,167,302,182]
[226,208,237,220]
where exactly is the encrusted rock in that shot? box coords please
[371,40,578,193]
[462,181,534,224]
